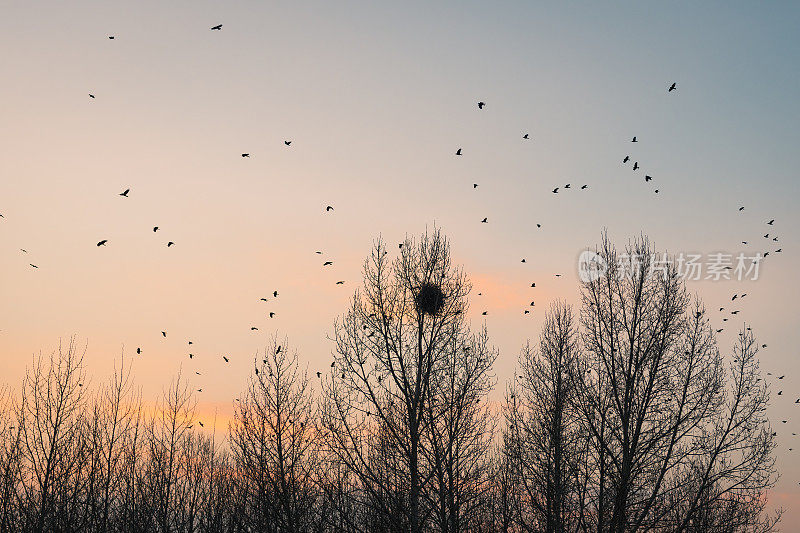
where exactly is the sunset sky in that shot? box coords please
[2,0,799,521]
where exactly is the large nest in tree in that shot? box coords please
[415,282,445,316]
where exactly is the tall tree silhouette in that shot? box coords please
[319,229,476,533]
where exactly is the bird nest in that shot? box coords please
[415,282,445,316]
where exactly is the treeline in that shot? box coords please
[0,231,780,532]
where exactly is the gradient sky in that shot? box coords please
[2,0,799,522]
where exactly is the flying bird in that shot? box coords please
[223,356,229,362]
[336,281,345,284]
[97,240,107,246]
[273,290,278,297]
[120,189,130,197]
[738,206,745,211]
[326,206,334,211]
[211,24,222,30]
[623,156,630,163]
[136,347,141,354]
[323,261,333,266]
[317,371,322,378]
[477,101,485,109]
[768,219,775,225]
[269,312,276,318]
[564,184,571,189]
[167,242,174,247]
[284,140,291,146]
[251,327,258,331]
[632,136,637,142]
[552,188,559,193]
[108,36,114,39]
[456,148,462,156]
[241,153,250,157]
[523,133,529,139]
[89,94,95,98]
[668,82,676,92]
[473,183,478,188]
[645,175,653,182]
[481,217,488,223]
[632,162,639,171]
[162,331,167,337]
[153,226,159,232]
[581,184,588,189]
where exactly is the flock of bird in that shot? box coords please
[0,25,793,471]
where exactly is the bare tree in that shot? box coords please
[506,301,584,533]
[572,234,778,532]
[319,229,472,533]
[142,370,196,532]
[229,337,319,533]
[16,338,88,531]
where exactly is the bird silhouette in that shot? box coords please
[632,136,637,142]
[269,312,276,318]
[473,183,478,188]
[153,226,159,232]
[523,133,529,139]
[552,188,559,193]
[739,206,745,211]
[108,36,114,39]
[223,356,229,362]
[89,94,95,99]
[273,290,278,297]
[317,371,322,378]
[120,189,130,197]
[284,141,291,146]
[241,153,250,157]
[668,82,676,92]
[581,184,588,189]
[564,184,571,189]
[97,240,107,246]
[336,281,345,284]
[481,217,488,223]
[167,242,174,247]
[136,347,141,354]
[211,24,222,30]
[251,327,258,331]
[768,219,775,225]
[633,162,639,171]
[326,206,334,211]
[623,156,630,163]
[645,175,653,182]
[162,331,167,337]
[477,101,485,109]
[323,261,333,266]
[456,148,462,155]
[276,345,282,354]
